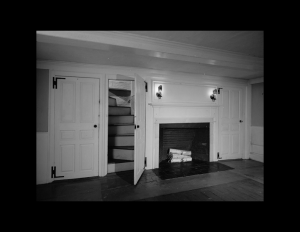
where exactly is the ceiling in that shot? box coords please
[36,31,264,79]
[124,31,264,58]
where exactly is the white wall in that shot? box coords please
[250,126,264,162]
[249,80,264,163]
[36,60,249,183]
[36,132,48,184]
[36,69,50,185]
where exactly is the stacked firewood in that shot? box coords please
[166,149,192,163]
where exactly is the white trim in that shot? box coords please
[249,77,264,84]
[148,103,221,107]
[249,153,264,163]
[102,76,108,176]
[36,31,263,72]
[244,84,251,159]
[36,132,49,185]
[36,60,249,86]
[48,69,54,183]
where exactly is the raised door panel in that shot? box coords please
[80,144,94,171]
[61,81,76,123]
[230,89,240,132]
[231,134,240,156]
[61,145,75,172]
[80,82,94,123]
[221,134,230,157]
[220,90,229,133]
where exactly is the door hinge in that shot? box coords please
[51,166,64,178]
[145,157,147,167]
[53,77,66,89]
[217,152,222,159]
[145,81,148,92]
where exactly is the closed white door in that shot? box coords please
[54,76,99,180]
[219,88,244,160]
[133,74,146,185]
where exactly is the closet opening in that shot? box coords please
[107,80,135,173]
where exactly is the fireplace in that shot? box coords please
[159,123,209,163]
[152,117,216,169]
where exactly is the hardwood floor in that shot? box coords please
[36,159,264,201]
[138,179,263,201]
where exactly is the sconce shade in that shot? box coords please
[210,94,216,101]
[210,88,217,102]
[156,85,162,99]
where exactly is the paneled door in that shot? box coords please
[219,88,245,160]
[133,74,146,185]
[54,76,99,180]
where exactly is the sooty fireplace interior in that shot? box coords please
[159,123,209,163]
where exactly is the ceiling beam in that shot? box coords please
[36,31,263,72]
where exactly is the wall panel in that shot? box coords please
[152,81,219,105]
[36,69,49,132]
[36,132,48,184]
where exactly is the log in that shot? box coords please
[169,148,191,156]
[170,154,191,159]
[170,157,192,163]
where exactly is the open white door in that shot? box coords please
[133,73,146,185]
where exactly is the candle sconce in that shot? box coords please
[156,85,162,99]
[210,89,217,102]
[210,88,222,102]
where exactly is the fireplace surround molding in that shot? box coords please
[152,117,216,169]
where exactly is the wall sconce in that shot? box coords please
[156,85,162,99]
[210,89,217,102]
[210,88,222,102]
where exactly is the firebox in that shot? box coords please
[159,123,209,163]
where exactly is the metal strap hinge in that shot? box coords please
[51,166,64,178]
[53,77,66,89]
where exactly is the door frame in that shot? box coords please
[104,74,135,176]
[48,70,105,183]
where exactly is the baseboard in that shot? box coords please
[249,152,263,163]
[107,162,134,173]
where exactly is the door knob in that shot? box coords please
[94,125,97,128]
[239,120,243,123]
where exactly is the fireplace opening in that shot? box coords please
[159,123,209,164]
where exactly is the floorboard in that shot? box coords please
[36,159,264,201]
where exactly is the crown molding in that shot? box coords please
[36,59,248,87]
[249,77,264,84]
[36,31,263,72]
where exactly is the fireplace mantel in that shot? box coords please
[155,118,215,124]
[148,103,221,107]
